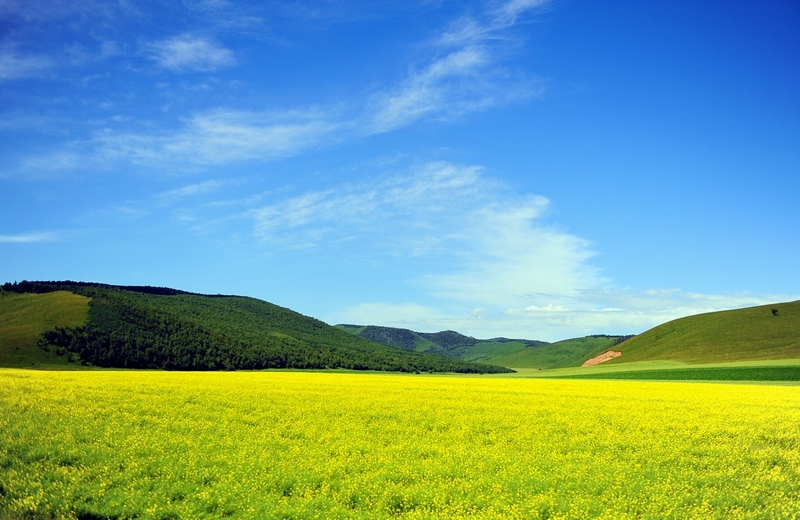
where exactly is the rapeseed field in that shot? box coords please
[1,370,798,519]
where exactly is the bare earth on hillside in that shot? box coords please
[582,350,622,367]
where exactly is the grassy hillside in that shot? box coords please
[489,336,626,369]
[336,324,630,369]
[1,282,511,374]
[610,300,800,364]
[0,291,90,368]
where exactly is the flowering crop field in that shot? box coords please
[1,370,799,519]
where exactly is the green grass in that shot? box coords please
[559,365,800,381]
[521,359,800,382]
[612,300,800,364]
[0,291,90,368]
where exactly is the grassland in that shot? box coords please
[0,291,89,368]
[611,300,800,364]
[1,370,798,519]
[543,362,800,381]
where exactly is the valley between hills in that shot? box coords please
[1,280,799,380]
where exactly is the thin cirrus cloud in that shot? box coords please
[252,162,487,250]
[9,0,548,175]
[0,48,53,81]
[364,0,548,134]
[163,109,343,164]
[155,179,226,204]
[33,109,341,173]
[148,34,235,72]
[0,232,58,244]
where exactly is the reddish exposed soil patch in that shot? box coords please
[582,349,622,367]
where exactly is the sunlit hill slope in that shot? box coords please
[608,300,800,364]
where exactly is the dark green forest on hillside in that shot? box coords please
[1,281,512,374]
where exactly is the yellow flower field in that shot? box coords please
[1,369,798,519]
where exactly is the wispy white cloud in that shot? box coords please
[365,47,493,132]
[492,0,552,27]
[166,109,341,162]
[335,287,796,342]
[148,34,235,72]
[155,180,225,204]
[365,0,549,133]
[0,232,58,243]
[427,218,601,306]
[251,162,492,251]
[0,0,135,82]
[251,161,796,340]
[251,161,608,336]
[479,288,795,341]
[7,107,341,175]
[0,48,53,81]
[7,0,549,175]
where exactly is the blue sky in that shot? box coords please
[2,0,798,341]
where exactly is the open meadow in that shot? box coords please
[1,369,799,519]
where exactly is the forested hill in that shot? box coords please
[336,324,548,358]
[0,281,512,374]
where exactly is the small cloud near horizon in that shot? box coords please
[0,232,58,244]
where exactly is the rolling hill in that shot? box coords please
[488,335,631,369]
[6,280,796,378]
[534,300,800,381]
[0,281,512,374]
[604,300,800,365]
[336,324,632,369]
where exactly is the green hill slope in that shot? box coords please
[0,291,90,367]
[490,336,630,369]
[1,281,512,373]
[610,300,800,364]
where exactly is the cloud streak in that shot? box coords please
[247,160,791,340]
[364,1,549,133]
[251,161,603,316]
[155,180,225,204]
[148,34,236,72]
[7,0,549,174]
[0,48,53,81]
[0,232,58,244]
[251,162,491,251]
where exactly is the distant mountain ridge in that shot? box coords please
[0,281,513,374]
[335,324,630,369]
[350,325,547,357]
